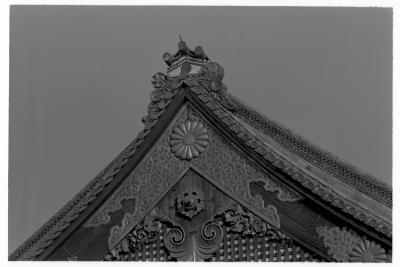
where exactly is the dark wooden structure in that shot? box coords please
[9,41,392,262]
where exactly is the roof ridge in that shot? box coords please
[228,94,392,207]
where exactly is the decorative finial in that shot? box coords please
[150,42,238,114]
[162,40,209,70]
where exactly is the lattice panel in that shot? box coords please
[209,224,321,262]
[105,223,321,262]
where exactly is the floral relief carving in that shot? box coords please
[190,110,282,229]
[217,203,288,240]
[170,120,209,160]
[349,239,387,262]
[84,106,191,229]
[101,105,289,249]
[188,82,392,238]
[316,225,388,262]
[104,208,185,261]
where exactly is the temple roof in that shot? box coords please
[9,42,392,261]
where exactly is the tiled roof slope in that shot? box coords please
[229,95,392,208]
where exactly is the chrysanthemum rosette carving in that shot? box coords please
[316,225,388,262]
[169,120,209,160]
[349,239,387,262]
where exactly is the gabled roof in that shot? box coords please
[9,44,392,261]
[231,95,391,207]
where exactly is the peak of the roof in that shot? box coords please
[145,43,237,126]
[162,41,209,77]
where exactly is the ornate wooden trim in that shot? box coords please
[316,225,389,262]
[104,196,319,262]
[84,106,191,228]
[231,95,392,208]
[184,78,392,238]
[10,51,391,260]
[248,178,303,202]
[86,105,292,250]
[175,188,205,219]
[8,124,146,260]
[215,202,289,240]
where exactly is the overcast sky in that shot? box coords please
[9,6,392,253]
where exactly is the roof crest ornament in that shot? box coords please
[162,38,209,68]
[145,41,237,127]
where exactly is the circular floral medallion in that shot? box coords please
[169,120,209,160]
[349,240,386,262]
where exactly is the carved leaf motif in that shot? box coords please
[190,115,281,228]
[217,204,287,240]
[104,209,180,261]
[99,105,288,250]
[85,107,190,230]
[316,225,387,262]
[316,226,359,262]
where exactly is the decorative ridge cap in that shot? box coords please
[228,93,392,206]
[163,40,209,67]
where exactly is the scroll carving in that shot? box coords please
[104,209,223,261]
[87,105,290,250]
[189,83,392,237]
[84,106,191,228]
[190,109,283,229]
[104,208,185,261]
[218,204,287,240]
[248,178,302,202]
[163,221,224,261]
[316,225,388,262]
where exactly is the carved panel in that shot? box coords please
[104,170,318,262]
[84,106,191,228]
[170,120,209,160]
[187,81,392,237]
[175,188,204,219]
[215,203,289,239]
[248,178,303,202]
[85,104,304,252]
[231,95,392,208]
[189,105,305,227]
[316,225,389,262]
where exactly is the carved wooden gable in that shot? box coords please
[38,103,389,262]
[10,42,391,262]
[70,104,322,261]
[103,169,321,262]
